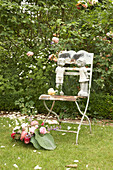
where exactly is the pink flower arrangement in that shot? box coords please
[11,120,47,142]
[11,119,56,150]
[27,51,34,56]
[39,127,47,135]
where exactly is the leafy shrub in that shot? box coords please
[0,0,113,119]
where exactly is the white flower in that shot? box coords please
[15,120,19,126]
[29,70,32,74]
[19,70,24,76]
[29,126,37,133]
[43,66,46,70]
[13,126,20,131]
[18,116,26,121]
[21,123,28,129]
[92,0,98,4]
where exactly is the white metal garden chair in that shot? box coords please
[39,50,94,144]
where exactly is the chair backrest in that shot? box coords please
[56,50,94,96]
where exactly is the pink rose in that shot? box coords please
[31,120,39,126]
[49,54,54,60]
[27,51,34,56]
[53,57,57,62]
[20,131,27,141]
[39,127,47,135]
[52,37,59,43]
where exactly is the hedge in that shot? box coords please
[0,0,113,119]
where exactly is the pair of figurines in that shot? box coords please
[55,58,89,97]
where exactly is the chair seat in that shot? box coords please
[39,94,85,102]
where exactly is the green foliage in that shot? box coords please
[34,130,56,150]
[15,96,38,115]
[30,136,42,150]
[89,93,113,119]
[0,0,113,119]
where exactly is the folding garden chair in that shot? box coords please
[39,50,94,144]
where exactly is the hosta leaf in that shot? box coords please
[30,136,42,150]
[35,131,56,150]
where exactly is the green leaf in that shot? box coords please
[30,136,42,150]
[35,130,56,150]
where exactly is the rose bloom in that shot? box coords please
[31,120,39,126]
[20,131,27,141]
[11,133,16,139]
[52,37,59,43]
[39,127,47,135]
[53,56,57,62]
[27,51,34,56]
[49,54,54,60]
[29,126,37,133]
[24,135,30,144]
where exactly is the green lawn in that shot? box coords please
[0,116,113,170]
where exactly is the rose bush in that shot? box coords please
[0,0,113,119]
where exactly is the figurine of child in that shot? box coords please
[76,58,89,97]
[55,58,65,95]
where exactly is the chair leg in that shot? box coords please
[43,100,61,123]
[75,101,91,132]
[75,100,91,144]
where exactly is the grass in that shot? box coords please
[0,116,113,170]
